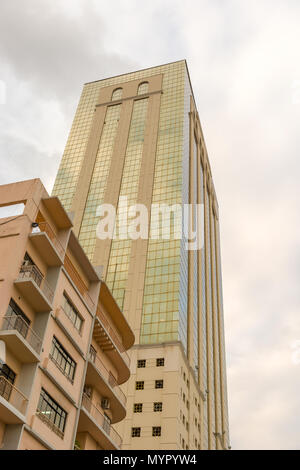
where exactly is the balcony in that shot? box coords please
[0,376,28,424]
[64,255,95,311]
[0,315,42,363]
[29,221,65,266]
[78,394,122,450]
[14,264,53,312]
[94,311,130,384]
[86,348,126,423]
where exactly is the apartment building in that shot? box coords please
[0,179,134,450]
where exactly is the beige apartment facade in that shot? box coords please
[53,60,230,450]
[0,179,134,450]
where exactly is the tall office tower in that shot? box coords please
[52,60,229,450]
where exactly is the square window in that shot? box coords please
[131,427,141,437]
[156,358,164,367]
[136,381,144,390]
[152,426,161,437]
[154,402,163,412]
[137,359,146,368]
[155,380,163,389]
[134,403,143,413]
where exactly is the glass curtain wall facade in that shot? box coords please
[52,60,229,450]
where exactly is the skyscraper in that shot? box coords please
[52,60,229,450]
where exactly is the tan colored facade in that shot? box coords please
[0,179,134,450]
[53,60,230,450]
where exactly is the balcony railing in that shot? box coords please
[64,255,95,311]
[81,393,122,448]
[96,310,130,368]
[1,315,42,355]
[0,376,28,415]
[18,264,54,304]
[88,347,126,407]
[32,221,65,258]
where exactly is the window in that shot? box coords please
[112,88,123,101]
[131,427,141,437]
[186,400,189,410]
[0,363,16,401]
[183,393,186,403]
[50,337,76,382]
[155,380,163,389]
[63,294,83,333]
[156,358,164,367]
[37,388,67,436]
[135,381,144,390]
[187,380,190,389]
[5,299,30,339]
[137,82,149,95]
[137,359,146,368]
[154,402,162,412]
[152,426,161,437]
[134,403,143,413]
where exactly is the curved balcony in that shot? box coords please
[0,315,42,362]
[94,312,130,384]
[0,376,28,424]
[14,264,53,312]
[78,394,122,450]
[86,348,126,423]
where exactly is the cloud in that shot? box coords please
[0,0,135,107]
[0,0,136,192]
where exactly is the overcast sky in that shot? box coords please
[1,0,300,450]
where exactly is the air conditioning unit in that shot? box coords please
[101,398,110,410]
